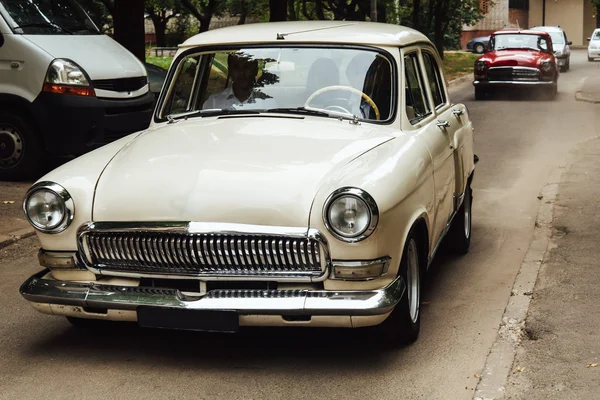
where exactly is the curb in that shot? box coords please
[448,73,473,89]
[0,228,36,250]
[473,164,564,400]
[575,77,600,103]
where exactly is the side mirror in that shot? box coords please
[567,41,573,46]
[588,38,591,41]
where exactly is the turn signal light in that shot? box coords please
[43,83,95,97]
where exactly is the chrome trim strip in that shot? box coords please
[474,80,554,86]
[488,66,539,72]
[323,187,379,243]
[76,222,331,282]
[22,181,75,234]
[21,270,405,317]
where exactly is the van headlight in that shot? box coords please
[323,188,378,242]
[43,59,95,97]
[23,182,74,234]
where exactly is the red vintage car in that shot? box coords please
[473,29,559,100]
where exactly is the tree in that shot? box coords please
[113,0,146,61]
[269,0,287,21]
[592,0,600,28]
[181,0,227,32]
[146,0,184,47]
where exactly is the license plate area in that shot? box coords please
[137,307,239,333]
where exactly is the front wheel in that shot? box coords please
[376,232,422,345]
[0,111,45,181]
[448,182,472,254]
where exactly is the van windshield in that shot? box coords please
[0,0,99,35]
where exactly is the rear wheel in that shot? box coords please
[565,57,570,71]
[376,231,422,345]
[448,181,472,254]
[0,111,44,181]
[474,43,485,54]
[589,56,594,62]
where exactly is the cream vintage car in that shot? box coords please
[20,21,476,344]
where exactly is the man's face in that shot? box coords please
[229,56,258,90]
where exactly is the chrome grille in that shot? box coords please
[488,67,540,81]
[81,231,324,278]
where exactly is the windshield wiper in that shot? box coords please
[167,108,260,122]
[14,22,72,34]
[265,107,333,117]
[67,25,99,34]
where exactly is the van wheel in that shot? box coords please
[376,232,422,346]
[474,43,485,54]
[0,111,44,181]
[448,182,472,254]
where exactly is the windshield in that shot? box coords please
[160,47,395,123]
[492,34,550,52]
[548,32,564,45]
[593,31,600,40]
[0,0,99,35]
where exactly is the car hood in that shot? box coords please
[24,34,146,80]
[481,50,552,67]
[92,116,395,227]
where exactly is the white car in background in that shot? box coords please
[588,29,600,61]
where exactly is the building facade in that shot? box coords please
[462,0,598,49]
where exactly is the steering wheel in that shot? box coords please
[304,85,381,121]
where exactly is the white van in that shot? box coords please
[0,0,154,180]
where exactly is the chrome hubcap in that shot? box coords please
[0,125,24,168]
[464,191,471,239]
[406,239,420,323]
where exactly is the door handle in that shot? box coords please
[452,108,463,117]
[436,120,450,129]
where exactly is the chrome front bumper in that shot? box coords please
[473,80,555,87]
[20,270,405,317]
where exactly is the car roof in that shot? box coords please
[180,21,431,48]
[492,29,551,37]
[530,26,564,32]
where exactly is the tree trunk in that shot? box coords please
[412,0,420,30]
[114,0,145,62]
[238,0,248,24]
[433,1,444,59]
[597,5,600,28]
[199,16,212,32]
[270,0,287,21]
[315,0,326,20]
[150,15,168,47]
[288,0,297,21]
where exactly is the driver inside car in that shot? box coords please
[203,53,260,109]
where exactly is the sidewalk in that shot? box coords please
[0,182,35,250]
[504,137,600,399]
[575,72,600,103]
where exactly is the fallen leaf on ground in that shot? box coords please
[516,366,525,372]
[2,201,15,204]
[586,363,598,368]
[421,301,431,305]
[474,373,480,379]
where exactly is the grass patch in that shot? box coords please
[146,56,173,70]
[443,52,479,82]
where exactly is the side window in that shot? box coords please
[422,52,447,108]
[404,52,431,124]
[165,55,201,116]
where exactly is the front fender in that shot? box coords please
[29,132,144,251]
[309,135,435,290]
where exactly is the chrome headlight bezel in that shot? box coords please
[474,60,487,72]
[541,61,553,72]
[23,181,75,234]
[323,187,379,243]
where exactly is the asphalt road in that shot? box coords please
[1,50,599,400]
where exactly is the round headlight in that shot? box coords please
[475,61,487,72]
[324,188,378,242]
[23,182,74,233]
[541,61,553,72]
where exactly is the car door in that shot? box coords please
[403,49,455,248]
